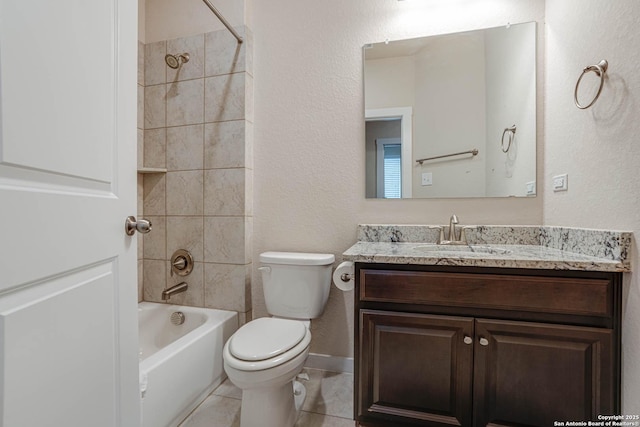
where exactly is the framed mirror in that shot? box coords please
[364,22,536,199]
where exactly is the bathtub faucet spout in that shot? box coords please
[162,282,188,301]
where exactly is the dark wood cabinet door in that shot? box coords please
[358,310,474,427]
[473,319,614,427]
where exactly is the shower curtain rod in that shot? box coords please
[201,0,243,44]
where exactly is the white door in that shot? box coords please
[0,1,139,426]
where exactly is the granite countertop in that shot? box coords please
[342,225,632,273]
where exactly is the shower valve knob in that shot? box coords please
[125,216,152,236]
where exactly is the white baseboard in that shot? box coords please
[304,353,354,374]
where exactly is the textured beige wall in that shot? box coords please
[544,0,640,413]
[251,0,545,358]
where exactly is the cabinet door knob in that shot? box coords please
[463,336,473,345]
[479,337,489,346]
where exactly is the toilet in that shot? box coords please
[222,251,335,427]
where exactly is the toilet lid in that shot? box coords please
[229,318,307,361]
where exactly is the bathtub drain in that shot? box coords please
[170,311,185,325]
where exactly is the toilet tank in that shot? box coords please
[260,252,335,320]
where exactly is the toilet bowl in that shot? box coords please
[222,252,335,427]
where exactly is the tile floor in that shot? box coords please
[179,368,355,427]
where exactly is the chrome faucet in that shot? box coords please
[162,282,188,301]
[439,214,468,245]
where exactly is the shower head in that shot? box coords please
[165,53,190,69]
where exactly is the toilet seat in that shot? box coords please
[230,318,306,361]
[224,318,311,372]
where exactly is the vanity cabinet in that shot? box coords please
[354,264,622,427]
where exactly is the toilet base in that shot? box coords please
[240,380,305,427]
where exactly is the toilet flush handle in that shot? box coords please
[258,266,271,274]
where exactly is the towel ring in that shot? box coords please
[574,59,608,109]
[501,125,517,153]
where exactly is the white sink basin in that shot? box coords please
[413,245,513,256]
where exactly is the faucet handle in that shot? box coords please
[450,214,459,224]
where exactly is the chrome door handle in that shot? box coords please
[125,216,152,236]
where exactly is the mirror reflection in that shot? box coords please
[364,22,537,199]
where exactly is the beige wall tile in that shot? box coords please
[245,73,254,123]
[143,259,167,303]
[245,121,254,168]
[143,216,166,260]
[167,34,205,82]
[167,124,204,171]
[204,263,250,312]
[167,79,204,127]
[144,84,166,129]
[144,40,166,86]
[137,84,144,130]
[204,216,248,264]
[144,128,166,169]
[166,170,204,215]
[143,173,166,215]
[237,310,252,327]
[137,128,144,169]
[167,216,204,262]
[245,169,253,216]
[138,41,145,86]
[204,120,246,169]
[204,73,245,122]
[204,168,245,216]
[165,262,204,307]
[205,27,246,77]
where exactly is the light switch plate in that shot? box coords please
[553,174,568,192]
[526,181,536,195]
[421,172,433,186]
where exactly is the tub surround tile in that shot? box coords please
[204,169,246,216]
[167,216,204,262]
[138,41,145,86]
[204,73,246,123]
[144,128,167,169]
[144,84,166,129]
[140,28,253,311]
[137,128,144,169]
[205,27,247,77]
[204,216,249,264]
[244,73,254,123]
[167,34,205,82]
[165,262,204,307]
[143,259,167,302]
[346,224,632,272]
[167,124,204,171]
[143,173,166,215]
[167,79,204,127]
[203,263,251,312]
[204,120,247,169]
[166,171,204,215]
[144,41,166,86]
[137,84,145,130]
[142,216,166,260]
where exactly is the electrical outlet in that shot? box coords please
[553,174,568,192]
[526,181,536,195]
[421,172,433,186]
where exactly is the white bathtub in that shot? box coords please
[138,302,238,427]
